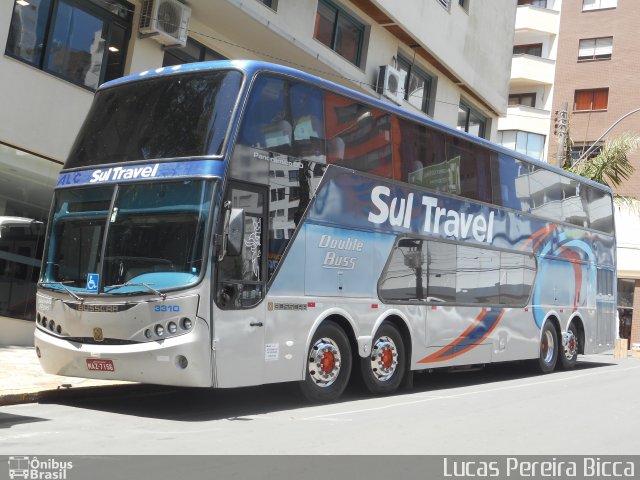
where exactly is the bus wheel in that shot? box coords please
[537,322,558,374]
[361,323,405,395]
[558,323,579,370]
[299,321,352,403]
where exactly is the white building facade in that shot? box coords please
[497,0,561,162]
[0,0,516,345]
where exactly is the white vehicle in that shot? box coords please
[35,61,616,402]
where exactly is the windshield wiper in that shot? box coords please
[103,282,167,300]
[39,281,85,302]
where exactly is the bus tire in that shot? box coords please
[558,323,579,370]
[361,323,405,395]
[299,321,352,403]
[537,321,559,374]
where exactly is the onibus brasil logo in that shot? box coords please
[8,457,73,480]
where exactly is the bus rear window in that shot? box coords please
[65,70,243,168]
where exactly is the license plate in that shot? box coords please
[86,359,115,372]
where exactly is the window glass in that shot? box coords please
[587,187,614,233]
[397,56,434,114]
[6,0,53,64]
[583,0,617,11]
[445,136,492,203]
[5,0,132,90]
[528,167,563,221]
[378,238,428,302]
[499,252,536,305]
[102,180,213,292]
[314,0,364,66]
[162,37,226,67]
[324,93,392,178]
[426,242,457,303]
[508,93,536,107]
[561,178,589,227]
[67,70,243,167]
[457,101,487,138]
[218,186,265,308]
[513,44,543,56]
[393,118,447,189]
[491,154,531,213]
[46,1,106,90]
[456,246,500,304]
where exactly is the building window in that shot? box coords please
[437,0,451,9]
[397,56,435,115]
[314,0,365,66]
[583,0,617,11]
[578,37,613,61]
[574,88,608,111]
[513,43,543,57]
[0,143,60,322]
[498,130,545,160]
[257,0,277,10]
[518,0,547,7]
[571,142,603,162]
[457,101,487,138]
[5,0,133,91]
[163,37,226,67]
[458,0,469,9]
[508,93,536,107]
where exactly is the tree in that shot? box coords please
[568,133,640,190]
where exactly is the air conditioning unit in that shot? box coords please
[376,65,406,105]
[139,0,191,47]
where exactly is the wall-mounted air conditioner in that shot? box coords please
[376,65,406,105]
[139,0,191,47]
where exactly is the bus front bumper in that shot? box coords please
[34,319,213,388]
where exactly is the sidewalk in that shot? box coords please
[0,346,131,406]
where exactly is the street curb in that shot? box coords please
[0,383,136,407]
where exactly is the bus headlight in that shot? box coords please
[155,324,164,336]
[181,318,192,330]
[167,322,177,334]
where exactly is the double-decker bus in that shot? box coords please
[35,60,616,402]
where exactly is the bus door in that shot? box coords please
[214,182,268,387]
[595,267,616,351]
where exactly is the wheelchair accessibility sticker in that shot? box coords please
[86,274,99,293]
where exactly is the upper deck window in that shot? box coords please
[65,70,243,169]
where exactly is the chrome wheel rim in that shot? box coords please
[541,329,555,365]
[563,330,577,360]
[370,335,399,382]
[308,337,341,387]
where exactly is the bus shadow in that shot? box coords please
[43,358,615,422]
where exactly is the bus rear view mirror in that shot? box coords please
[227,208,245,256]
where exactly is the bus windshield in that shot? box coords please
[41,179,215,295]
[65,69,243,168]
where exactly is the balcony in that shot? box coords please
[515,6,560,35]
[498,105,550,136]
[510,54,555,86]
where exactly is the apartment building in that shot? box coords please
[0,0,516,345]
[497,0,562,162]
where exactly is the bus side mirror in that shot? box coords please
[226,208,245,256]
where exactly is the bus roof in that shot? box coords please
[100,60,612,195]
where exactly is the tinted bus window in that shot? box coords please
[528,166,563,222]
[392,118,448,191]
[67,70,243,168]
[445,136,492,204]
[324,93,392,178]
[588,187,614,233]
[491,154,532,213]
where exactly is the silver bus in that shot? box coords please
[35,61,616,402]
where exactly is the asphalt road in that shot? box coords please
[1,354,639,456]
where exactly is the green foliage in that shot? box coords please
[569,133,640,189]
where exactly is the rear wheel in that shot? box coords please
[558,323,579,370]
[360,323,406,395]
[537,321,559,373]
[299,321,352,403]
